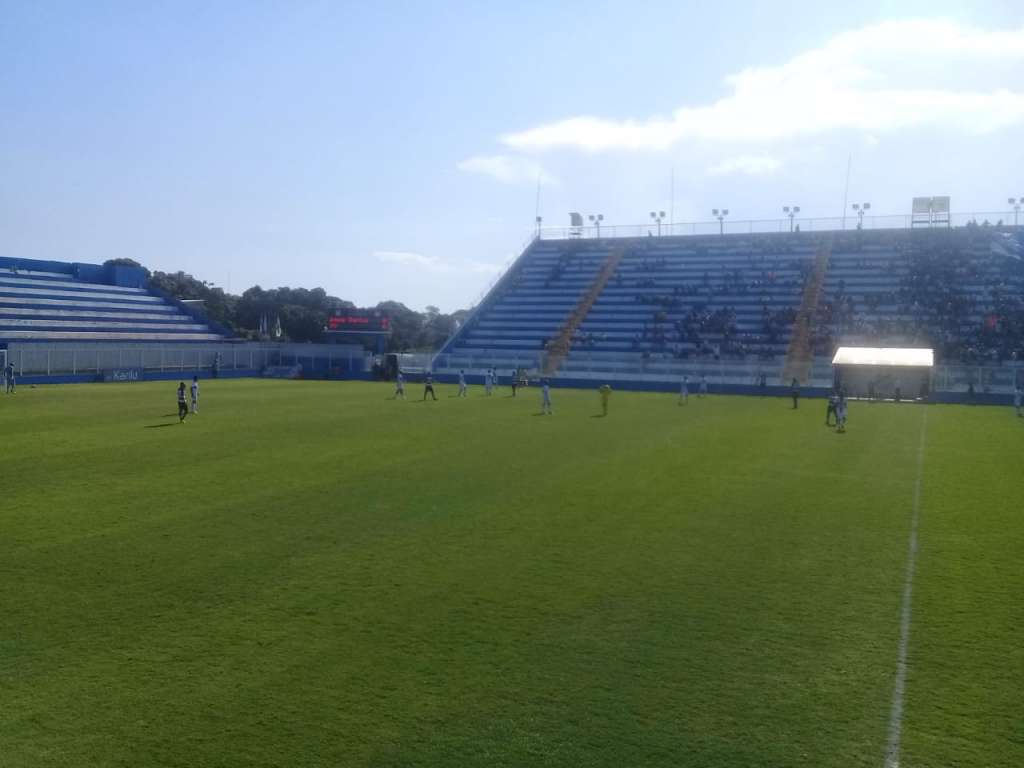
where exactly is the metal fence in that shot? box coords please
[6,341,368,377]
[431,350,1023,393]
[538,212,1022,241]
[7,340,1020,394]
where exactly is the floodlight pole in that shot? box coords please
[650,211,665,236]
[535,215,543,237]
[851,202,871,228]
[782,205,800,233]
[712,208,729,236]
[1010,198,1021,228]
[589,213,604,238]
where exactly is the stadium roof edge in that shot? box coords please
[832,347,935,368]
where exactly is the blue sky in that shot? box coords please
[2,1,1022,311]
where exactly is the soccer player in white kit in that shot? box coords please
[836,395,848,433]
[190,375,200,413]
[485,369,493,396]
[679,375,689,405]
[458,370,468,397]
[394,371,406,400]
[1015,384,1022,417]
[541,380,553,415]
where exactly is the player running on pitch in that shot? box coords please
[484,369,493,396]
[510,369,519,397]
[457,370,468,398]
[4,362,15,394]
[679,375,689,405]
[540,379,553,415]
[177,382,189,422]
[190,375,200,413]
[394,371,406,400]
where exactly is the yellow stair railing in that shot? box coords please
[543,246,625,375]
[782,236,832,384]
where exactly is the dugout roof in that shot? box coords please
[831,347,934,368]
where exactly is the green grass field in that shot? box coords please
[2,379,1021,767]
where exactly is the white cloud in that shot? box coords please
[457,154,558,185]
[464,259,504,275]
[374,250,504,277]
[707,155,783,177]
[374,251,451,272]
[501,20,1024,152]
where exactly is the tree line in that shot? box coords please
[105,259,469,351]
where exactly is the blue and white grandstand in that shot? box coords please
[0,257,226,343]
[435,226,1024,391]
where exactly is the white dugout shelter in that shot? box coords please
[831,347,935,401]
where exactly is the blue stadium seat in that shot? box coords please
[0,261,226,343]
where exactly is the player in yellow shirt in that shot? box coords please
[599,384,612,416]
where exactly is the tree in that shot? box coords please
[376,301,425,351]
[150,270,237,331]
[119,260,465,348]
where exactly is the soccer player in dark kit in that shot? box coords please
[177,382,189,422]
[826,390,839,426]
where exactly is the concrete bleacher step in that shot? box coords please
[0,308,194,321]
[0,285,162,303]
[0,275,148,294]
[0,330,223,341]
[0,296,179,311]
[0,320,211,332]
[0,265,224,344]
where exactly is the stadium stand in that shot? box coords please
[0,257,226,343]
[435,226,1024,385]
[437,234,816,383]
[815,227,1024,364]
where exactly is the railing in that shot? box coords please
[7,341,368,378]
[433,232,539,360]
[431,351,546,373]
[431,349,1024,393]
[467,231,539,309]
[146,283,236,338]
[539,211,1022,241]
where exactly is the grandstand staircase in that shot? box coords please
[782,236,832,384]
[542,246,625,375]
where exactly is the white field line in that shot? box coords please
[884,410,928,768]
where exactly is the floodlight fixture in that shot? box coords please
[713,207,729,235]
[852,202,871,228]
[783,205,800,232]
[589,213,605,237]
[1010,197,1021,227]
